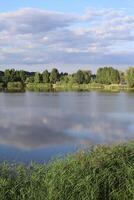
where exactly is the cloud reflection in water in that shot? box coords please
[0,113,133,150]
[0,92,134,163]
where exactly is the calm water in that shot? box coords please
[0,91,134,163]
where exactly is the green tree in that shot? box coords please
[50,68,59,84]
[119,71,126,84]
[83,70,91,84]
[96,67,120,84]
[19,70,26,82]
[60,75,69,84]
[0,71,4,83]
[110,67,120,84]
[42,70,50,83]
[4,69,16,83]
[14,71,21,81]
[34,72,42,83]
[126,67,134,88]
[75,70,85,84]
[26,76,34,83]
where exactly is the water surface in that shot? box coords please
[0,91,134,163]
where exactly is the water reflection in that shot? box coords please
[0,91,134,163]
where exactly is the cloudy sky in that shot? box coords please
[0,0,134,72]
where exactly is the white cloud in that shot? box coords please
[0,8,133,70]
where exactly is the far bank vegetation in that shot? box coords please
[0,66,134,91]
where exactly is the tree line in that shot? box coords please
[0,67,134,88]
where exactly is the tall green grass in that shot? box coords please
[26,83,52,92]
[0,142,134,199]
[6,82,24,92]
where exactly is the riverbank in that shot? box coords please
[1,82,134,92]
[53,82,133,92]
[0,141,134,199]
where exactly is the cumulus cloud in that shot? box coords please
[0,8,133,70]
[0,8,76,33]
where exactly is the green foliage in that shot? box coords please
[0,66,133,91]
[26,83,52,91]
[26,76,34,83]
[0,83,4,91]
[0,71,4,83]
[96,67,120,84]
[126,67,134,88]
[4,69,16,83]
[59,75,69,84]
[7,82,24,92]
[4,69,27,84]
[75,70,85,84]
[119,71,126,84]
[42,70,50,83]
[34,72,42,83]
[19,70,26,82]
[50,68,59,84]
[74,70,91,84]
[0,142,134,199]
[83,70,91,84]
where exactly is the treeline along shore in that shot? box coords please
[0,66,134,92]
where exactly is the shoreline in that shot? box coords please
[0,141,134,199]
[0,82,134,92]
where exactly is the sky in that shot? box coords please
[0,0,134,72]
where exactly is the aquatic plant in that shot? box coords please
[0,142,134,199]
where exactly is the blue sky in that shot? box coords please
[0,0,133,72]
[0,0,134,13]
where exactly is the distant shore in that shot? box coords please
[0,66,134,92]
[0,82,134,92]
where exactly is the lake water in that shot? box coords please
[0,91,134,163]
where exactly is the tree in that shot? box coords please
[96,67,120,84]
[126,67,134,88]
[110,68,120,84]
[14,71,21,81]
[0,71,4,83]
[60,75,69,84]
[119,71,126,84]
[34,72,42,83]
[19,70,26,82]
[4,69,16,83]
[26,76,34,83]
[74,70,91,84]
[75,70,85,84]
[83,71,91,84]
[42,70,50,83]
[50,68,59,84]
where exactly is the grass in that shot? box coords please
[26,83,52,92]
[0,82,134,92]
[0,142,134,199]
[6,82,24,92]
[50,82,134,92]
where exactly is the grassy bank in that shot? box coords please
[0,142,134,199]
[0,82,134,92]
[6,82,24,92]
[26,83,52,92]
[53,82,134,92]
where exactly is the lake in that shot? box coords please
[0,91,134,163]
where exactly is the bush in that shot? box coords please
[26,83,52,91]
[7,82,24,92]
